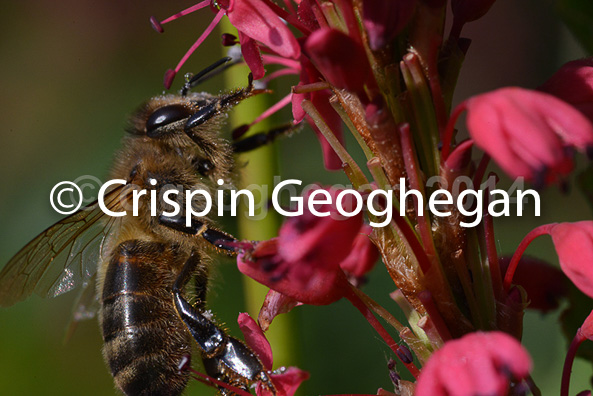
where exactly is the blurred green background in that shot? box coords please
[0,1,591,395]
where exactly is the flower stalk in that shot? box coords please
[149,1,593,394]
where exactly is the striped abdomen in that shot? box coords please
[100,240,191,396]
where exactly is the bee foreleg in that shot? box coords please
[184,74,255,132]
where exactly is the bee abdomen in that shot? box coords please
[100,240,191,396]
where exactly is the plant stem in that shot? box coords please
[441,102,466,161]
[561,329,585,396]
[345,287,420,378]
[220,19,295,368]
[351,286,432,363]
[503,224,556,291]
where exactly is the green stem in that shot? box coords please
[345,286,420,378]
[350,286,432,363]
[220,20,295,368]
[330,97,375,161]
[301,99,368,188]
[503,224,556,291]
[465,229,489,329]
[400,53,440,177]
[475,200,497,327]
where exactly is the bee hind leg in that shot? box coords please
[173,251,275,394]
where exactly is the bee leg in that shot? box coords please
[193,265,208,310]
[173,252,276,394]
[232,122,302,153]
[172,251,225,354]
[185,73,256,132]
[158,215,239,253]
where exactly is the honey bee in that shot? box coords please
[0,59,279,396]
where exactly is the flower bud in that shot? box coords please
[305,28,372,96]
[362,0,415,50]
[539,58,593,123]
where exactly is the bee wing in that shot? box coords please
[64,271,101,343]
[0,186,125,307]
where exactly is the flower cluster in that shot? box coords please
[151,1,593,395]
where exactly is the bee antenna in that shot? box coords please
[181,56,238,96]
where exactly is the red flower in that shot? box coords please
[339,225,379,282]
[237,187,364,305]
[255,225,378,328]
[225,0,300,79]
[258,290,302,331]
[238,31,265,80]
[581,310,593,340]
[416,332,532,396]
[225,0,299,58]
[237,313,309,396]
[151,0,300,86]
[539,58,593,124]
[362,0,416,50]
[499,256,568,313]
[305,28,375,98]
[464,87,593,184]
[550,221,593,298]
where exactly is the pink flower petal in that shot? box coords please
[297,0,321,32]
[227,0,300,59]
[258,290,302,331]
[339,225,379,279]
[277,188,363,266]
[237,313,273,370]
[466,87,593,183]
[239,31,265,80]
[416,332,532,396]
[581,310,593,340]
[238,246,348,305]
[291,89,306,123]
[305,28,372,96]
[237,187,365,306]
[550,221,593,298]
[256,367,310,396]
[499,256,568,313]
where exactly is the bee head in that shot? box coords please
[129,56,244,144]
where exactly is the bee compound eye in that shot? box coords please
[146,104,192,137]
